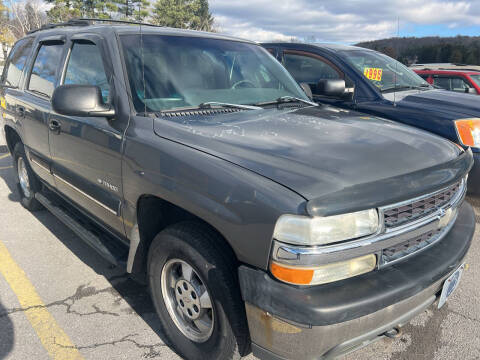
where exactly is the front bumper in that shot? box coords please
[467,151,480,195]
[239,201,475,360]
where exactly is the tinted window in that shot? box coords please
[433,77,472,92]
[121,35,307,113]
[28,43,64,97]
[284,53,340,83]
[451,77,472,92]
[2,38,34,88]
[434,77,450,90]
[64,42,109,102]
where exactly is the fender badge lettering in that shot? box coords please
[97,179,119,192]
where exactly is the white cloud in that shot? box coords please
[210,0,480,43]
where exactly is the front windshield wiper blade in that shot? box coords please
[199,102,262,110]
[158,102,262,115]
[381,85,417,93]
[255,96,318,107]
[381,84,432,93]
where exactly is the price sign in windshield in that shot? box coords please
[363,67,383,81]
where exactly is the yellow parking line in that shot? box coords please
[0,153,10,160]
[0,166,12,170]
[0,240,84,360]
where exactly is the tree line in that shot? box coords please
[45,0,214,31]
[357,36,480,66]
[0,0,215,57]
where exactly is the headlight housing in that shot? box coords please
[455,118,480,147]
[273,209,379,246]
[270,254,377,285]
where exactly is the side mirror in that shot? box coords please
[466,87,477,94]
[316,79,345,97]
[299,82,313,100]
[52,85,115,118]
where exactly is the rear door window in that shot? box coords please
[2,38,34,88]
[27,43,64,98]
[433,76,472,92]
[451,77,472,92]
[63,42,109,103]
[433,77,451,90]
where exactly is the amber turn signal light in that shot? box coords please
[455,118,480,147]
[270,262,314,285]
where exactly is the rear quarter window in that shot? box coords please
[1,38,34,88]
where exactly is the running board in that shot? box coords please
[35,192,127,267]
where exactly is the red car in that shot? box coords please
[414,68,480,95]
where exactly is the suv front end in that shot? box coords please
[239,156,474,359]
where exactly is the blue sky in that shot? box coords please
[210,0,480,43]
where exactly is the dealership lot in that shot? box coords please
[0,141,479,360]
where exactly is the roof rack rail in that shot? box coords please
[27,17,160,35]
[27,19,90,34]
[77,18,161,28]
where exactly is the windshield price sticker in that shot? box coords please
[364,67,383,81]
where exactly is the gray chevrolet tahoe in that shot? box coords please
[0,19,475,360]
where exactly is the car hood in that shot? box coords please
[154,106,464,210]
[387,89,480,117]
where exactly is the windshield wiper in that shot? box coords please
[158,102,262,115]
[254,96,318,107]
[199,102,262,110]
[381,85,417,93]
[382,84,432,93]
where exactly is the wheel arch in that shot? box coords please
[127,194,239,277]
[4,125,22,154]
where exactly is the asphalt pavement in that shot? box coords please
[0,139,479,360]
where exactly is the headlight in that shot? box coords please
[273,209,379,246]
[455,118,480,147]
[270,254,377,285]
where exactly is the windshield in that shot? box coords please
[338,50,430,92]
[120,35,308,112]
[469,75,480,87]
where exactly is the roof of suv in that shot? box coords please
[26,22,255,44]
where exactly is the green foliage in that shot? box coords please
[45,0,150,22]
[151,0,214,31]
[357,36,480,66]
[40,0,216,31]
[115,0,150,20]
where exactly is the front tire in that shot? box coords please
[12,143,43,211]
[147,222,250,360]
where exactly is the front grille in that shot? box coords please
[383,181,461,228]
[381,229,442,265]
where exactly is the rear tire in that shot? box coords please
[12,142,43,211]
[147,222,250,360]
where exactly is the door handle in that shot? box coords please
[49,119,61,134]
[16,105,25,118]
